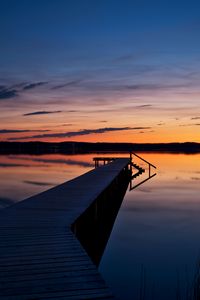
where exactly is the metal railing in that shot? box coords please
[130,151,156,177]
[92,151,157,191]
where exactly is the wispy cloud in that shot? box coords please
[23,180,55,186]
[9,126,151,140]
[135,104,153,108]
[23,82,48,90]
[23,110,62,116]
[179,123,200,127]
[0,129,31,134]
[0,163,28,167]
[52,80,82,90]
[58,105,153,115]
[0,88,18,99]
[0,81,47,100]
[191,177,200,181]
[191,117,200,120]
[61,123,73,126]
[120,83,189,91]
[157,122,165,126]
[0,129,50,134]
[56,81,182,93]
[55,123,73,127]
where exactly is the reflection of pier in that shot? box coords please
[129,151,157,190]
[72,165,129,267]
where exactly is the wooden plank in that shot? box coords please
[0,253,89,265]
[0,249,87,260]
[0,288,113,300]
[0,260,95,274]
[0,274,105,289]
[0,269,100,283]
[0,247,85,257]
[0,265,97,278]
[0,281,108,296]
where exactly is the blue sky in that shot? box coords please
[1,0,200,77]
[0,0,200,142]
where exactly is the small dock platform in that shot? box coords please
[0,158,129,299]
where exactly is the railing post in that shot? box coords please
[149,164,151,177]
[129,151,133,174]
[129,151,132,170]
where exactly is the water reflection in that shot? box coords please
[0,154,94,207]
[99,153,200,300]
[0,153,128,207]
[1,152,200,299]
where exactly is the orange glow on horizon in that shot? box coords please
[1,126,199,144]
[1,94,200,144]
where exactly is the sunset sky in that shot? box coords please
[0,0,200,143]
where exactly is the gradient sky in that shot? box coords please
[0,0,200,143]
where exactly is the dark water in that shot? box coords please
[99,153,200,300]
[0,153,200,299]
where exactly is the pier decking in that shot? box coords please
[0,158,129,300]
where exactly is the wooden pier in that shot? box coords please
[0,158,129,300]
[93,157,117,168]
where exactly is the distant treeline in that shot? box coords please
[0,141,200,154]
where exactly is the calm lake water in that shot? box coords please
[0,153,200,300]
